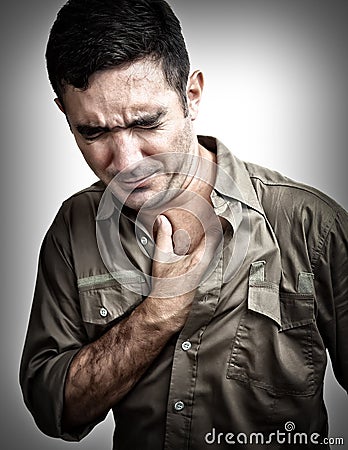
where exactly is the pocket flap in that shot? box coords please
[78,272,145,325]
[280,293,315,331]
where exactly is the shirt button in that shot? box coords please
[140,236,148,246]
[174,401,185,412]
[181,341,192,351]
[99,307,108,318]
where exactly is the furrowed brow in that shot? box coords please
[75,108,168,135]
[75,124,108,136]
[128,109,168,128]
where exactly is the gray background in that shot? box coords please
[2,1,347,448]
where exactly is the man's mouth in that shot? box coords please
[118,169,162,191]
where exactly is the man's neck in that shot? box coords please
[127,144,219,255]
[161,144,217,254]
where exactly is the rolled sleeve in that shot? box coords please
[19,206,103,441]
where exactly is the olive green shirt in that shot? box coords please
[20,137,348,449]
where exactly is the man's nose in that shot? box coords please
[111,131,145,173]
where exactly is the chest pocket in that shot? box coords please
[226,263,323,397]
[78,271,146,339]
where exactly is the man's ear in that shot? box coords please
[186,70,204,121]
[54,98,73,131]
[54,98,65,114]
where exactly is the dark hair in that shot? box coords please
[46,0,190,113]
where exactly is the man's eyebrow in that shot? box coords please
[128,109,168,128]
[75,109,168,136]
[75,124,107,136]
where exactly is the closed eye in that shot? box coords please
[76,125,106,141]
[136,123,161,130]
[130,111,166,130]
[74,109,167,140]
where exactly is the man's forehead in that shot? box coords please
[62,62,179,120]
[68,59,168,94]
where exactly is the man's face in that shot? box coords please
[60,59,202,210]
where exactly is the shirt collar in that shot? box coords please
[198,135,264,216]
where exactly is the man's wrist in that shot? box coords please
[139,294,192,334]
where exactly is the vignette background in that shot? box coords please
[1,1,347,448]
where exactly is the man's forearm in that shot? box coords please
[63,214,218,431]
[62,293,191,430]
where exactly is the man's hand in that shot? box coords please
[150,215,222,304]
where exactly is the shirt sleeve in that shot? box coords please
[19,205,105,441]
[315,205,348,392]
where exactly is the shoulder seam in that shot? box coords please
[311,209,338,274]
[249,173,341,214]
[249,172,342,273]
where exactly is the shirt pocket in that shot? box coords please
[226,267,316,396]
[78,272,146,338]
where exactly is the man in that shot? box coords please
[20,0,347,449]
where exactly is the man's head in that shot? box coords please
[46,0,190,114]
[46,0,205,211]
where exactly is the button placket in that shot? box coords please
[181,341,192,351]
[174,401,185,412]
[164,256,224,450]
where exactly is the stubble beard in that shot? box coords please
[110,118,197,212]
